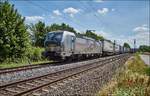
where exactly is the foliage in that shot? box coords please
[123,42,131,48]
[0,1,31,62]
[0,47,49,68]
[83,30,104,40]
[46,23,76,34]
[145,67,150,76]
[138,45,150,52]
[30,47,45,61]
[28,21,47,47]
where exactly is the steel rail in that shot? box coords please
[0,54,121,75]
[0,62,62,75]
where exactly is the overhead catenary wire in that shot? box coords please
[86,1,126,45]
[26,0,88,31]
[85,1,110,29]
[79,1,113,39]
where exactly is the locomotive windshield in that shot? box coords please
[47,32,63,42]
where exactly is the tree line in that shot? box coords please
[138,45,150,52]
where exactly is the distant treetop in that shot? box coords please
[123,42,131,48]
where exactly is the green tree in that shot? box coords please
[46,23,59,32]
[0,1,31,62]
[84,30,104,40]
[138,45,150,52]
[123,42,131,48]
[46,23,76,34]
[28,21,46,47]
[60,23,76,34]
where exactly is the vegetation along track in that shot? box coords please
[0,55,121,75]
[0,54,130,96]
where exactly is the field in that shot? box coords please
[98,53,150,96]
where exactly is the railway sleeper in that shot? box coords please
[31,89,49,96]
[43,77,57,81]
[17,85,31,89]
[40,78,52,82]
[0,89,14,96]
[34,80,46,84]
[26,82,38,87]
[27,87,51,96]
[18,83,35,89]
[4,88,21,94]
[28,81,43,86]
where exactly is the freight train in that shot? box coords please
[44,31,130,60]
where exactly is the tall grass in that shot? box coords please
[98,54,150,96]
[0,47,49,68]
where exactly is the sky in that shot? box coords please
[10,0,150,48]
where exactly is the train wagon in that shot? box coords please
[101,39,114,56]
[123,47,130,53]
[114,44,120,54]
[119,45,124,54]
[74,36,102,58]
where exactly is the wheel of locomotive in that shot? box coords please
[64,56,73,63]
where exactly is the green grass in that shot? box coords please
[0,60,52,69]
[0,47,53,69]
[98,53,150,96]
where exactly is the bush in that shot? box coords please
[145,67,150,76]
[29,47,45,61]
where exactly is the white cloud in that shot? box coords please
[111,8,115,11]
[97,8,109,15]
[119,24,150,47]
[142,24,148,27]
[97,30,110,38]
[25,16,44,23]
[53,10,62,16]
[133,25,149,46]
[133,24,149,33]
[63,7,80,17]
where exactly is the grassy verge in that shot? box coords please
[98,54,150,96]
[0,47,52,69]
[0,60,52,69]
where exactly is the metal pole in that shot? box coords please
[114,40,116,54]
[134,39,136,53]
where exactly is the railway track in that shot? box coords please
[0,54,130,96]
[0,55,115,75]
[0,62,63,75]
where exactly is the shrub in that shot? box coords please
[30,47,45,61]
[145,67,150,76]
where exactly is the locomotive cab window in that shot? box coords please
[48,32,63,42]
